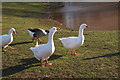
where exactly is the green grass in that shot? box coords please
[2,2,119,78]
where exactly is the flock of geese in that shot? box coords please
[0,23,88,66]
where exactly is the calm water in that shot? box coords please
[49,2,118,31]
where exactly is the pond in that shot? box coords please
[48,2,118,31]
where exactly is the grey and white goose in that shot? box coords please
[27,28,49,42]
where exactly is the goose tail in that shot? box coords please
[30,47,37,54]
[28,30,33,37]
[59,38,62,40]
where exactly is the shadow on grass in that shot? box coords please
[21,54,62,64]
[10,41,33,46]
[82,52,120,60]
[2,54,62,77]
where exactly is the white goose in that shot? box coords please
[30,27,60,66]
[0,28,16,52]
[59,24,88,56]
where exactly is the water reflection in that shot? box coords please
[51,2,118,31]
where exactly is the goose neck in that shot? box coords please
[9,31,13,35]
[48,32,55,44]
[78,28,84,37]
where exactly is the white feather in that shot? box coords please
[30,27,58,61]
[59,24,87,50]
[0,28,15,48]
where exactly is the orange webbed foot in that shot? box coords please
[74,53,80,56]
[8,46,15,50]
[71,50,80,56]
[40,63,45,66]
[45,63,53,66]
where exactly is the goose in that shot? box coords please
[0,28,16,52]
[30,27,60,66]
[59,23,88,56]
[27,28,49,42]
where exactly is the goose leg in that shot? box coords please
[32,37,35,42]
[38,38,40,42]
[45,60,53,66]
[36,39,39,45]
[38,38,43,43]
[71,50,80,56]
[40,59,45,66]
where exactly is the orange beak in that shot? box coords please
[86,26,89,28]
[56,27,60,30]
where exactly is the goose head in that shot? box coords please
[80,23,88,29]
[49,27,60,34]
[9,28,16,34]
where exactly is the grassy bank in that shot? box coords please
[2,2,119,78]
